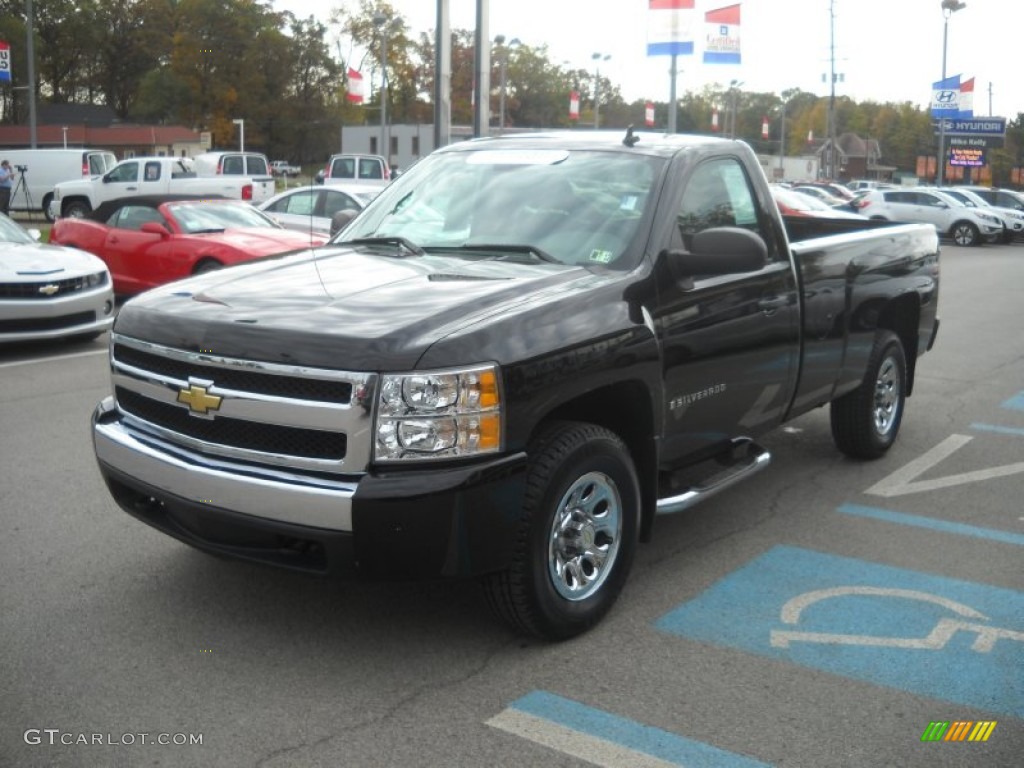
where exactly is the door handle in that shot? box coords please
[126,186,137,191]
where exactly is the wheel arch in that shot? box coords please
[192,257,223,274]
[877,293,921,396]
[536,379,659,542]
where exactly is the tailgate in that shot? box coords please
[249,177,276,203]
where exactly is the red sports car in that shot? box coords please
[49,195,327,295]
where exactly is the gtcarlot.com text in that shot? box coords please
[24,729,203,746]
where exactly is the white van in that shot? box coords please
[0,148,118,221]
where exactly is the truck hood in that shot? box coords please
[114,245,595,370]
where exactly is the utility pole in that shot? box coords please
[827,0,837,180]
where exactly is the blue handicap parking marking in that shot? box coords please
[489,690,773,768]
[656,546,1024,717]
[1001,391,1024,412]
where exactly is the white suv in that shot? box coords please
[854,187,1002,246]
[940,186,1024,244]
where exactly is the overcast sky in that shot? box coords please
[273,0,1020,118]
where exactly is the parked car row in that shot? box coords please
[853,187,1006,246]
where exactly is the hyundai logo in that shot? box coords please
[935,90,957,103]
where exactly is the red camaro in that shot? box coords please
[50,195,327,295]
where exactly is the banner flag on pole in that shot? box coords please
[957,77,974,118]
[711,108,720,131]
[703,4,741,64]
[761,114,769,139]
[645,102,655,126]
[346,68,365,104]
[647,0,696,57]
[930,74,960,118]
[569,90,580,120]
[0,42,11,83]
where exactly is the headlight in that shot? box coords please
[978,213,1000,224]
[85,271,108,288]
[374,364,502,462]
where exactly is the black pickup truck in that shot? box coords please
[93,130,940,639]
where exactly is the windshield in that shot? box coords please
[168,202,282,233]
[336,147,663,268]
[0,214,35,244]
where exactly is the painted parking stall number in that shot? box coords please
[656,546,1024,716]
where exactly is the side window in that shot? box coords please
[143,162,161,182]
[107,162,138,183]
[110,205,165,231]
[675,157,776,260]
[323,190,359,217]
[282,190,316,215]
[222,156,243,174]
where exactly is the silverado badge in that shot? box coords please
[177,380,222,415]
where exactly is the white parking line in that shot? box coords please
[0,349,107,369]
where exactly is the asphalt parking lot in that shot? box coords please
[1,242,1021,767]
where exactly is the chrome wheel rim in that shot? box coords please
[873,355,902,436]
[953,225,974,246]
[548,471,622,601]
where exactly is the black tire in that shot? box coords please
[950,221,980,247]
[193,259,222,274]
[1001,226,1014,245]
[482,421,639,640]
[831,330,907,459]
[42,194,55,223]
[63,200,91,219]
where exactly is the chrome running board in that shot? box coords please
[656,438,771,515]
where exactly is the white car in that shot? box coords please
[258,184,375,237]
[940,186,1024,244]
[0,213,115,343]
[854,187,1003,246]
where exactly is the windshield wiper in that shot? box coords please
[342,236,425,256]
[434,243,561,264]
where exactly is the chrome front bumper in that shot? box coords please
[92,396,357,532]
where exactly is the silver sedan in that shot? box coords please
[258,185,375,237]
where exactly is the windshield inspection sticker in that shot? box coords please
[589,249,613,263]
[619,195,639,211]
[655,545,1024,716]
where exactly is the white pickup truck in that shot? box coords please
[48,157,272,219]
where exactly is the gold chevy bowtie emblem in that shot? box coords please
[38,284,60,296]
[177,383,222,414]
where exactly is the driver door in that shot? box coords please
[652,155,800,465]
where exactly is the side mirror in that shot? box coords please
[668,227,768,277]
[330,209,358,236]
[140,222,171,238]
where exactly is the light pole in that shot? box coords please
[494,35,519,131]
[937,0,966,186]
[728,79,744,138]
[232,119,244,151]
[592,52,610,129]
[373,13,400,160]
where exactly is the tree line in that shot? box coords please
[1,0,1021,182]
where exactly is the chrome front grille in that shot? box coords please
[110,334,376,474]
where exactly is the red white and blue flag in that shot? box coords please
[930,74,974,119]
[0,42,11,83]
[957,77,974,118]
[647,0,696,57]
[346,67,365,104]
[703,4,741,65]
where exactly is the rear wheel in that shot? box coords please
[831,330,907,459]
[950,221,980,247]
[193,259,222,274]
[482,421,639,640]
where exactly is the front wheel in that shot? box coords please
[831,330,907,459]
[951,221,980,247]
[63,200,91,219]
[482,422,639,640]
